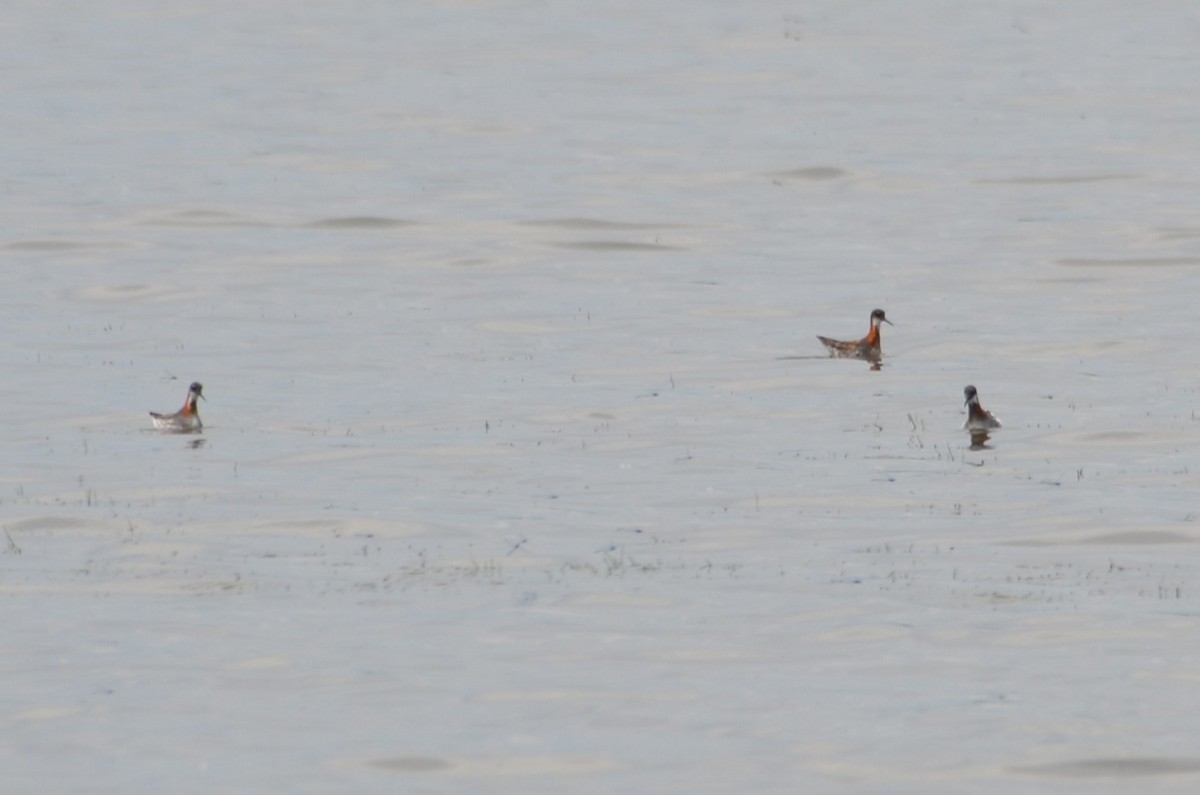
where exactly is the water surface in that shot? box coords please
[4,2,1200,793]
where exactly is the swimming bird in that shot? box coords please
[149,381,204,433]
[817,308,892,360]
[963,385,1001,431]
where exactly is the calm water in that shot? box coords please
[4,3,1200,793]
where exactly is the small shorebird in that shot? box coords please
[149,381,204,433]
[817,308,892,360]
[963,385,1001,431]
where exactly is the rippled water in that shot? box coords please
[5,2,1200,793]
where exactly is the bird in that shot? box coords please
[817,308,892,360]
[149,381,204,433]
[962,385,1001,431]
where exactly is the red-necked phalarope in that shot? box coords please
[817,308,892,360]
[963,385,1001,431]
[150,381,204,433]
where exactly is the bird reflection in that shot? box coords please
[968,430,992,450]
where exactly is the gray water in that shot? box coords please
[5,3,1200,793]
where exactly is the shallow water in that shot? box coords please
[5,2,1200,793]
